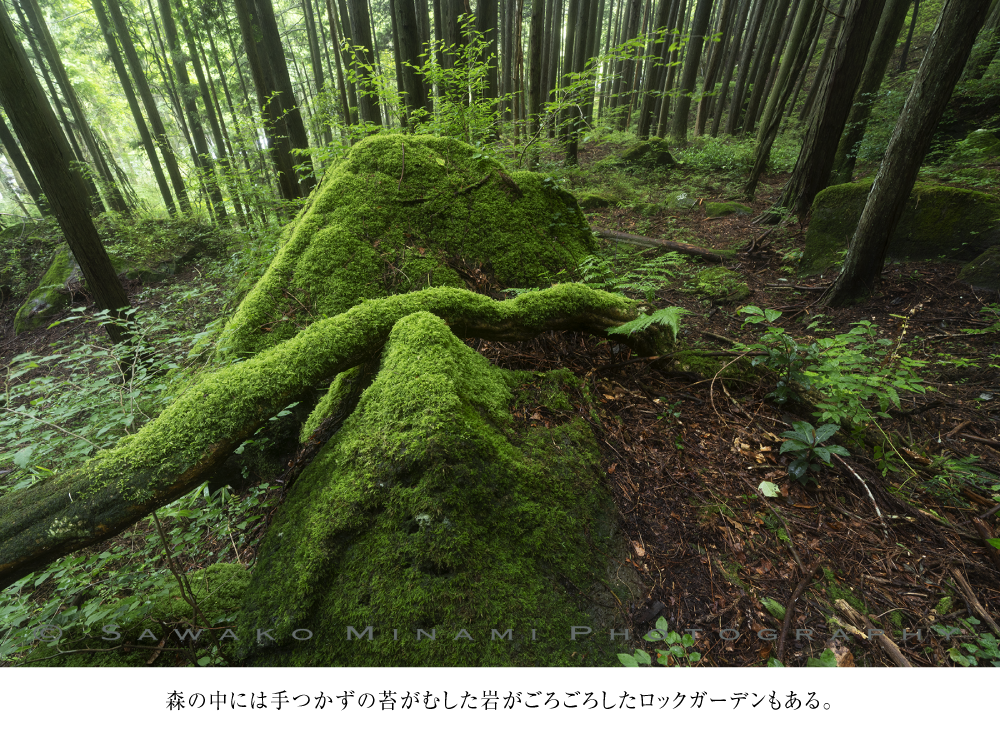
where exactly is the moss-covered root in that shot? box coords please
[0,283,663,591]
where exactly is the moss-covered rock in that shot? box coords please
[237,311,633,666]
[218,134,596,357]
[958,245,1000,292]
[667,192,699,210]
[694,266,751,303]
[632,202,666,217]
[620,138,677,168]
[706,201,752,217]
[963,129,1000,159]
[13,246,135,334]
[801,182,1000,275]
[577,192,618,209]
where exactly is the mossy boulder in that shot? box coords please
[13,246,134,334]
[632,202,666,217]
[577,192,618,209]
[237,311,634,666]
[706,201,752,218]
[620,138,677,168]
[694,266,751,304]
[959,245,1000,292]
[218,134,596,357]
[962,129,1000,159]
[667,192,699,210]
[801,182,1000,275]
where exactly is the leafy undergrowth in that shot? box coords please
[1,141,999,667]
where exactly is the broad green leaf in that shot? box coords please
[758,481,780,497]
[618,652,640,667]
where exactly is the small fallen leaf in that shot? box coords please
[758,480,780,497]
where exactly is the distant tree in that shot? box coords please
[820,0,993,307]
[0,1,131,344]
[670,0,714,143]
[769,0,885,222]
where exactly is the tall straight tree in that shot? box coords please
[158,0,228,223]
[670,0,714,142]
[105,0,190,212]
[634,0,675,139]
[821,0,993,306]
[709,0,752,136]
[771,0,885,221]
[344,0,384,126]
[91,0,174,213]
[564,0,593,164]
[741,0,819,197]
[392,0,429,121]
[19,0,129,213]
[894,0,917,75]
[798,0,845,120]
[235,0,303,200]
[829,0,911,185]
[0,114,45,213]
[254,0,315,185]
[694,0,736,135]
[739,0,790,135]
[725,0,769,134]
[961,0,1000,82]
[0,1,130,343]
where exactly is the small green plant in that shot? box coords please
[618,616,702,667]
[932,617,1000,667]
[738,307,928,425]
[767,648,837,667]
[607,306,689,339]
[779,421,850,484]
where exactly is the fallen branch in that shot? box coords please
[593,229,727,263]
[834,599,912,667]
[950,567,1000,637]
[775,561,822,664]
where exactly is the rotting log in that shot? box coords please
[593,229,728,263]
[0,284,668,590]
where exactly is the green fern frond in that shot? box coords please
[607,307,689,339]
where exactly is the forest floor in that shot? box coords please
[1,142,999,668]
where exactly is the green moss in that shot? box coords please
[823,567,867,614]
[24,564,249,667]
[706,201,752,217]
[237,312,630,666]
[619,138,677,168]
[218,134,597,357]
[694,266,751,303]
[958,244,1000,292]
[802,182,1000,275]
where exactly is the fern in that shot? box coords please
[607,307,689,339]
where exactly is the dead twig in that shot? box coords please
[950,567,1000,637]
[833,453,888,537]
[834,600,913,667]
[775,561,822,664]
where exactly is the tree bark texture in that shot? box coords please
[0,1,130,343]
[821,0,993,306]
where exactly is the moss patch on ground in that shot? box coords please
[694,266,751,304]
[801,182,1000,275]
[218,134,596,357]
[706,201,752,218]
[236,312,631,666]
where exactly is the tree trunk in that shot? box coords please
[798,0,845,120]
[254,0,315,185]
[159,0,229,224]
[564,0,593,164]
[741,0,819,198]
[894,0,918,75]
[961,0,1000,82]
[739,0,791,136]
[0,284,663,590]
[773,0,885,222]
[821,0,992,307]
[527,0,545,153]
[0,1,131,344]
[0,116,45,214]
[670,0,714,143]
[105,0,191,213]
[829,0,911,185]
[635,0,676,139]
[91,0,175,214]
[695,0,736,135]
[709,0,752,136]
[393,0,429,122]
[725,0,769,134]
[475,0,500,105]
[344,0,384,126]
